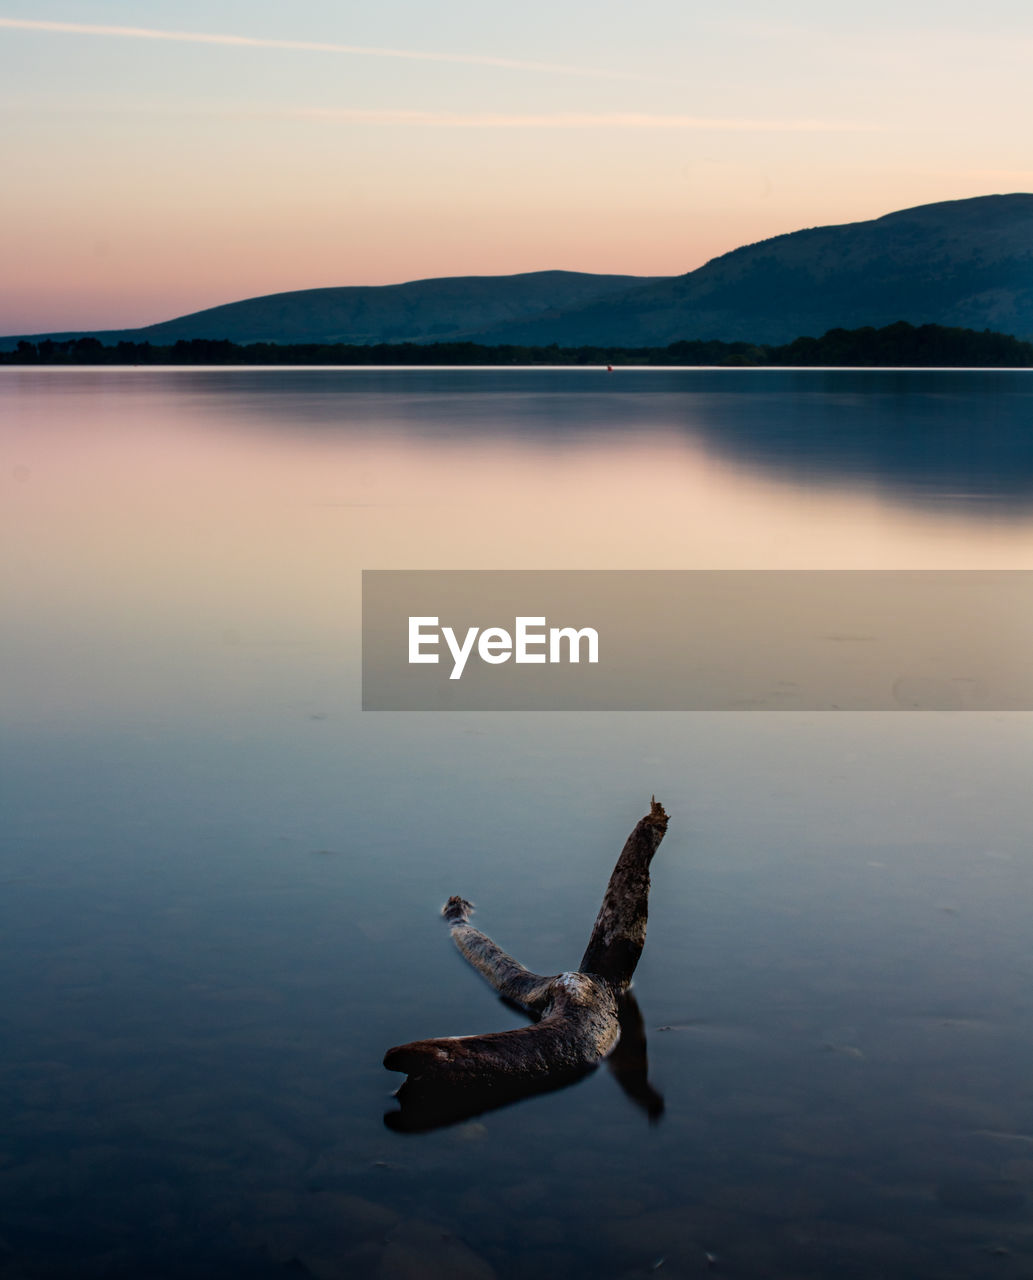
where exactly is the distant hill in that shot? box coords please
[0,271,665,351]
[481,195,1033,346]
[4,195,1031,351]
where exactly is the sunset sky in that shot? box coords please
[2,0,1032,334]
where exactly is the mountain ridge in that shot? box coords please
[3,195,1031,350]
[478,194,1033,346]
[0,270,666,351]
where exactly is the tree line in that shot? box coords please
[3,321,1032,367]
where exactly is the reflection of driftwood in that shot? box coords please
[384,1057,592,1133]
[384,799,668,1125]
[607,989,664,1121]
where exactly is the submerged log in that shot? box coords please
[384,798,669,1101]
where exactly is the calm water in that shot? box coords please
[3,368,1033,1279]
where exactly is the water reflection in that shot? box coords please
[3,370,1033,1278]
[386,1057,593,1134]
[103,366,1033,512]
[604,989,665,1121]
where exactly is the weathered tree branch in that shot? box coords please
[580,796,669,990]
[439,895,557,1014]
[383,799,669,1107]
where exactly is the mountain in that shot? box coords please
[4,195,1032,351]
[0,271,665,351]
[479,195,1033,346]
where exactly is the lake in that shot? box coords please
[2,367,1033,1279]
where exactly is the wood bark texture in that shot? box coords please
[384,798,669,1092]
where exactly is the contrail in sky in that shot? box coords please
[0,16,639,79]
[294,107,874,131]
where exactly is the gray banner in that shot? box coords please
[362,571,1033,710]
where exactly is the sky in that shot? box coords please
[2,0,1032,334]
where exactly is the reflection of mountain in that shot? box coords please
[674,369,1033,512]
[176,367,1033,512]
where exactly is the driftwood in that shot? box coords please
[384,798,668,1128]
